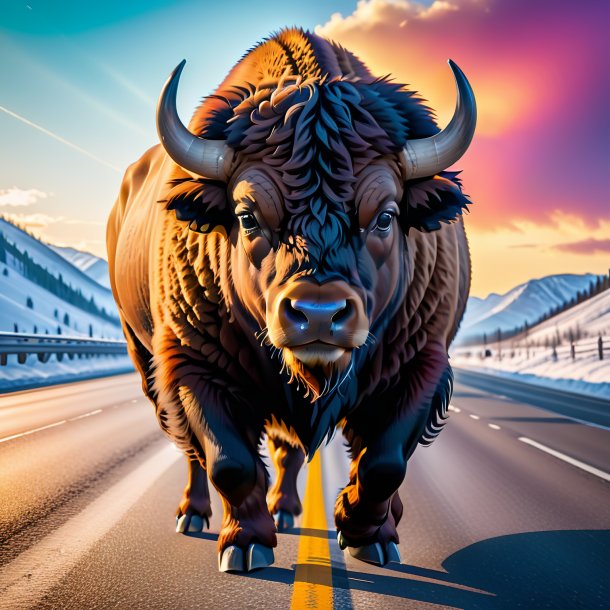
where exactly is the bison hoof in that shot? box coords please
[219,545,245,573]
[247,543,275,571]
[386,541,402,564]
[349,542,385,566]
[175,513,210,534]
[218,543,275,573]
[338,533,401,566]
[274,509,295,532]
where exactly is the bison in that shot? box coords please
[107,27,476,573]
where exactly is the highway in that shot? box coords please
[0,372,608,609]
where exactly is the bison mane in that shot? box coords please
[161,35,471,238]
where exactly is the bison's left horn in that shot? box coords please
[401,60,476,180]
[157,60,233,181]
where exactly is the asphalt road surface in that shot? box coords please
[0,371,608,609]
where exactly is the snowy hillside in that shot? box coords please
[516,286,610,345]
[0,218,131,391]
[50,245,110,289]
[452,288,610,398]
[0,218,122,339]
[456,273,601,344]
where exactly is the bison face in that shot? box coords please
[228,161,405,397]
[156,59,476,398]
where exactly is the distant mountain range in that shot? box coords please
[0,216,605,350]
[49,245,110,289]
[455,273,603,344]
[0,218,122,338]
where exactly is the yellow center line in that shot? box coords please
[291,451,333,609]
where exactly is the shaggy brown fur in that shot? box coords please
[107,27,472,560]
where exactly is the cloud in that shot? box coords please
[554,239,610,256]
[2,212,103,229]
[1,212,64,229]
[0,187,50,207]
[316,0,610,231]
[466,215,610,296]
[321,0,459,34]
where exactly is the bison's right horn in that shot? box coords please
[157,60,233,181]
[400,60,476,180]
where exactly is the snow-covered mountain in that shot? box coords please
[455,273,601,344]
[0,218,122,339]
[49,245,110,289]
[521,286,610,345]
[452,286,610,397]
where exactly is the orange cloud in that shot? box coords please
[554,239,610,256]
[317,0,609,231]
[316,0,608,295]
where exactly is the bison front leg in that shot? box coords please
[334,432,408,567]
[336,352,452,567]
[180,384,276,573]
[214,457,277,573]
[176,457,212,533]
[267,435,305,531]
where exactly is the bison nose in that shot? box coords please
[281,298,353,333]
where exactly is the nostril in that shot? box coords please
[331,300,353,325]
[283,299,309,327]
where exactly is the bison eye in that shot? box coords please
[374,211,395,233]
[237,212,259,233]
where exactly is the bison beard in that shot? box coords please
[107,27,475,572]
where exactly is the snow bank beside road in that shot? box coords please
[0,353,134,393]
[451,351,610,400]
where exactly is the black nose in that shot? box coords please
[283,298,351,330]
[271,280,367,348]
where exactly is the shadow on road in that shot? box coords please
[244,529,610,609]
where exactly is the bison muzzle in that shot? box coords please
[107,27,476,572]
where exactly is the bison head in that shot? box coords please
[156,57,475,400]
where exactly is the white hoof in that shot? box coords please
[218,545,246,573]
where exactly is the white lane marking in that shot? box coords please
[131,399,138,403]
[1,408,106,444]
[448,405,461,413]
[488,424,501,430]
[0,443,180,608]
[518,437,610,482]
[0,420,67,444]
[469,414,480,420]
[68,409,103,422]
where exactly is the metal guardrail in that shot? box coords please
[454,335,607,362]
[0,332,128,365]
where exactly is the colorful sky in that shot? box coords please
[1,0,608,296]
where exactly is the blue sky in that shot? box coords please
[0,0,359,254]
[2,0,608,297]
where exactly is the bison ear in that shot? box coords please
[160,177,232,233]
[397,171,472,233]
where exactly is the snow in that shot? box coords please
[0,265,122,338]
[452,289,610,399]
[518,288,610,344]
[453,362,610,400]
[0,352,134,393]
[49,245,110,289]
[0,218,128,392]
[456,273,601,343]
[0,219,122,338]
[0,219,116,312]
